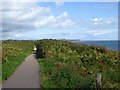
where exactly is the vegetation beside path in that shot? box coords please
[2,40,34,80]
[35,39,119,89]
[2,39,119,89]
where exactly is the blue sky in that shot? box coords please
[38,2,117,18]
[2,1,118,40]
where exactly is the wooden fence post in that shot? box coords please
[96,73,102,89]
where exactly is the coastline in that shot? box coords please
[69,40,119,52]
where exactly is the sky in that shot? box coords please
[1,0,118,40]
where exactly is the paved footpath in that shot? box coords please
[3,54,40,88]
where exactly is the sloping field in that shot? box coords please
[35,39,119,88]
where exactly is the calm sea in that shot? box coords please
[73,41,119,52]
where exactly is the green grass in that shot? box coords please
[2,40,34,81]
[0,59,1,82]
[3,53,29,80]
[2,39,119,88]
[35,39,119,89]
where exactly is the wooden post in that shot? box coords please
[96,73,102,89]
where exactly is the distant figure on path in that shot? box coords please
[34,45,37,51]
[33,45,37,54]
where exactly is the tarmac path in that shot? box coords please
[3,54,40,88]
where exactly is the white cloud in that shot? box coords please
[91,17,117,26]
[2,1,76,39]
[74,17,118,40]
[91,18,103,22]
[93,4,113,9]
[2,0,119,2]
[1,1,118,40]
[94,31,109,36]
[106,21,112,24]
[2,0,40,3]
[34,12,76,28]
[57,12,68,18]
[88,30,111,36]
[55,0,64,7]
[15,34,24,37]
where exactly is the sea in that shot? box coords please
[72,40,119,52]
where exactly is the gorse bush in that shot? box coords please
[35,39,119,89]
[2,44,23,63]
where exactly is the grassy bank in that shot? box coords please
[0,41,2,81]
[2,40,34,80]
[35,39,119,89]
